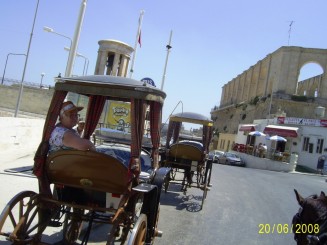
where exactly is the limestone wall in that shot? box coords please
[0,85,53,116]
[213,97,326,134]
[235,151,296,172]
[219,46,327,108]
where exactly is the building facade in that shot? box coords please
[211,46,327,169]
[212,46,327,135]
[234,116,327,171]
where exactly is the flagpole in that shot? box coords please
[66,0,88,78]
[161,30,173,90]
[129,10,144,78]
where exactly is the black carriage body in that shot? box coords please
[0,75,169,245]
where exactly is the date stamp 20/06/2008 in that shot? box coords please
[258,224,319,234]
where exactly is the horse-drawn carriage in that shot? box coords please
[160,112,213,209]
[0,75,170,244]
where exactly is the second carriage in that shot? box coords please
[160,112,213,209]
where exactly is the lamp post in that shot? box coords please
[1,53,26,85]
[40,72,45,88]
[14,0,40,117]
[43,26,73,77]
[64,47,89,75]
[78,54,89,76]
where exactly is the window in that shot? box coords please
[317,138,324,154]
[302,137,310,152]
[309,143,313,153]
[227,140,230,151]
[219,139,225,149]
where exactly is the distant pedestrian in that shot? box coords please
[317,155,326,175]
[262,144,267,158]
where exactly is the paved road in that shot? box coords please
[0,152,326,245]
[155,164,327,245]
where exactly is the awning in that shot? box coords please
[263,125,298,138]
[239,124,257,132]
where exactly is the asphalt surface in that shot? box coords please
[155,164,327,245]
[0,150,326,245]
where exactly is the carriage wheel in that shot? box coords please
[127,213,147,245]
[153,203,161,242]
[170,168,177,180]
[207,160,213,187]
[119,193,144,244]
[62,207,83,244]
[196,164,205,187]
[133,194,144,222]
[164,173,171,193]
[0,191,47,244]
[201,166,211,210]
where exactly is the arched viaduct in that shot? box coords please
[220,46,327,108]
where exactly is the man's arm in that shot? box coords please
[63,131,96,151]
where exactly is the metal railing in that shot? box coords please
[0,77,46,88]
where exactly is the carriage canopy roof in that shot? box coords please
[169,112,213,126]
[55,75,166,104]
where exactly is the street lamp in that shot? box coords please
[64,47,89,75]
[40,72,45,88]
[15,0,40,117]
[77,53,89,76]
[43,26,73,77]
[1,53,26,85]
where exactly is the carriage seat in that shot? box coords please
[46,150,128,195]
[168,141,203,162]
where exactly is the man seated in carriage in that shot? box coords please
[49,101,96,153]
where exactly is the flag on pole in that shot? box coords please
[138,30,141,47]
[129,10,144,78]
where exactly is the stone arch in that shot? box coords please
[297,61,324,97]
[272,47,327,99]
[218,46,327,108]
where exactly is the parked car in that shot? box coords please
[209,150,225,163]
[217,152,245,167]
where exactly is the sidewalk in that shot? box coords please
[0,147,36,170]
[0,117,43,173]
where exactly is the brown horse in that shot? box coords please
[293,189,327,245]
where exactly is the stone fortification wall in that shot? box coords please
[297,74,323,97]
[0,85,53,116]
[213,46,327,134]
[219,46,327,109]
[214,98,326,134]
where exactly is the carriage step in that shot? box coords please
[48,220,62,227]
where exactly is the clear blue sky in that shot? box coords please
[1,0,327,125]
